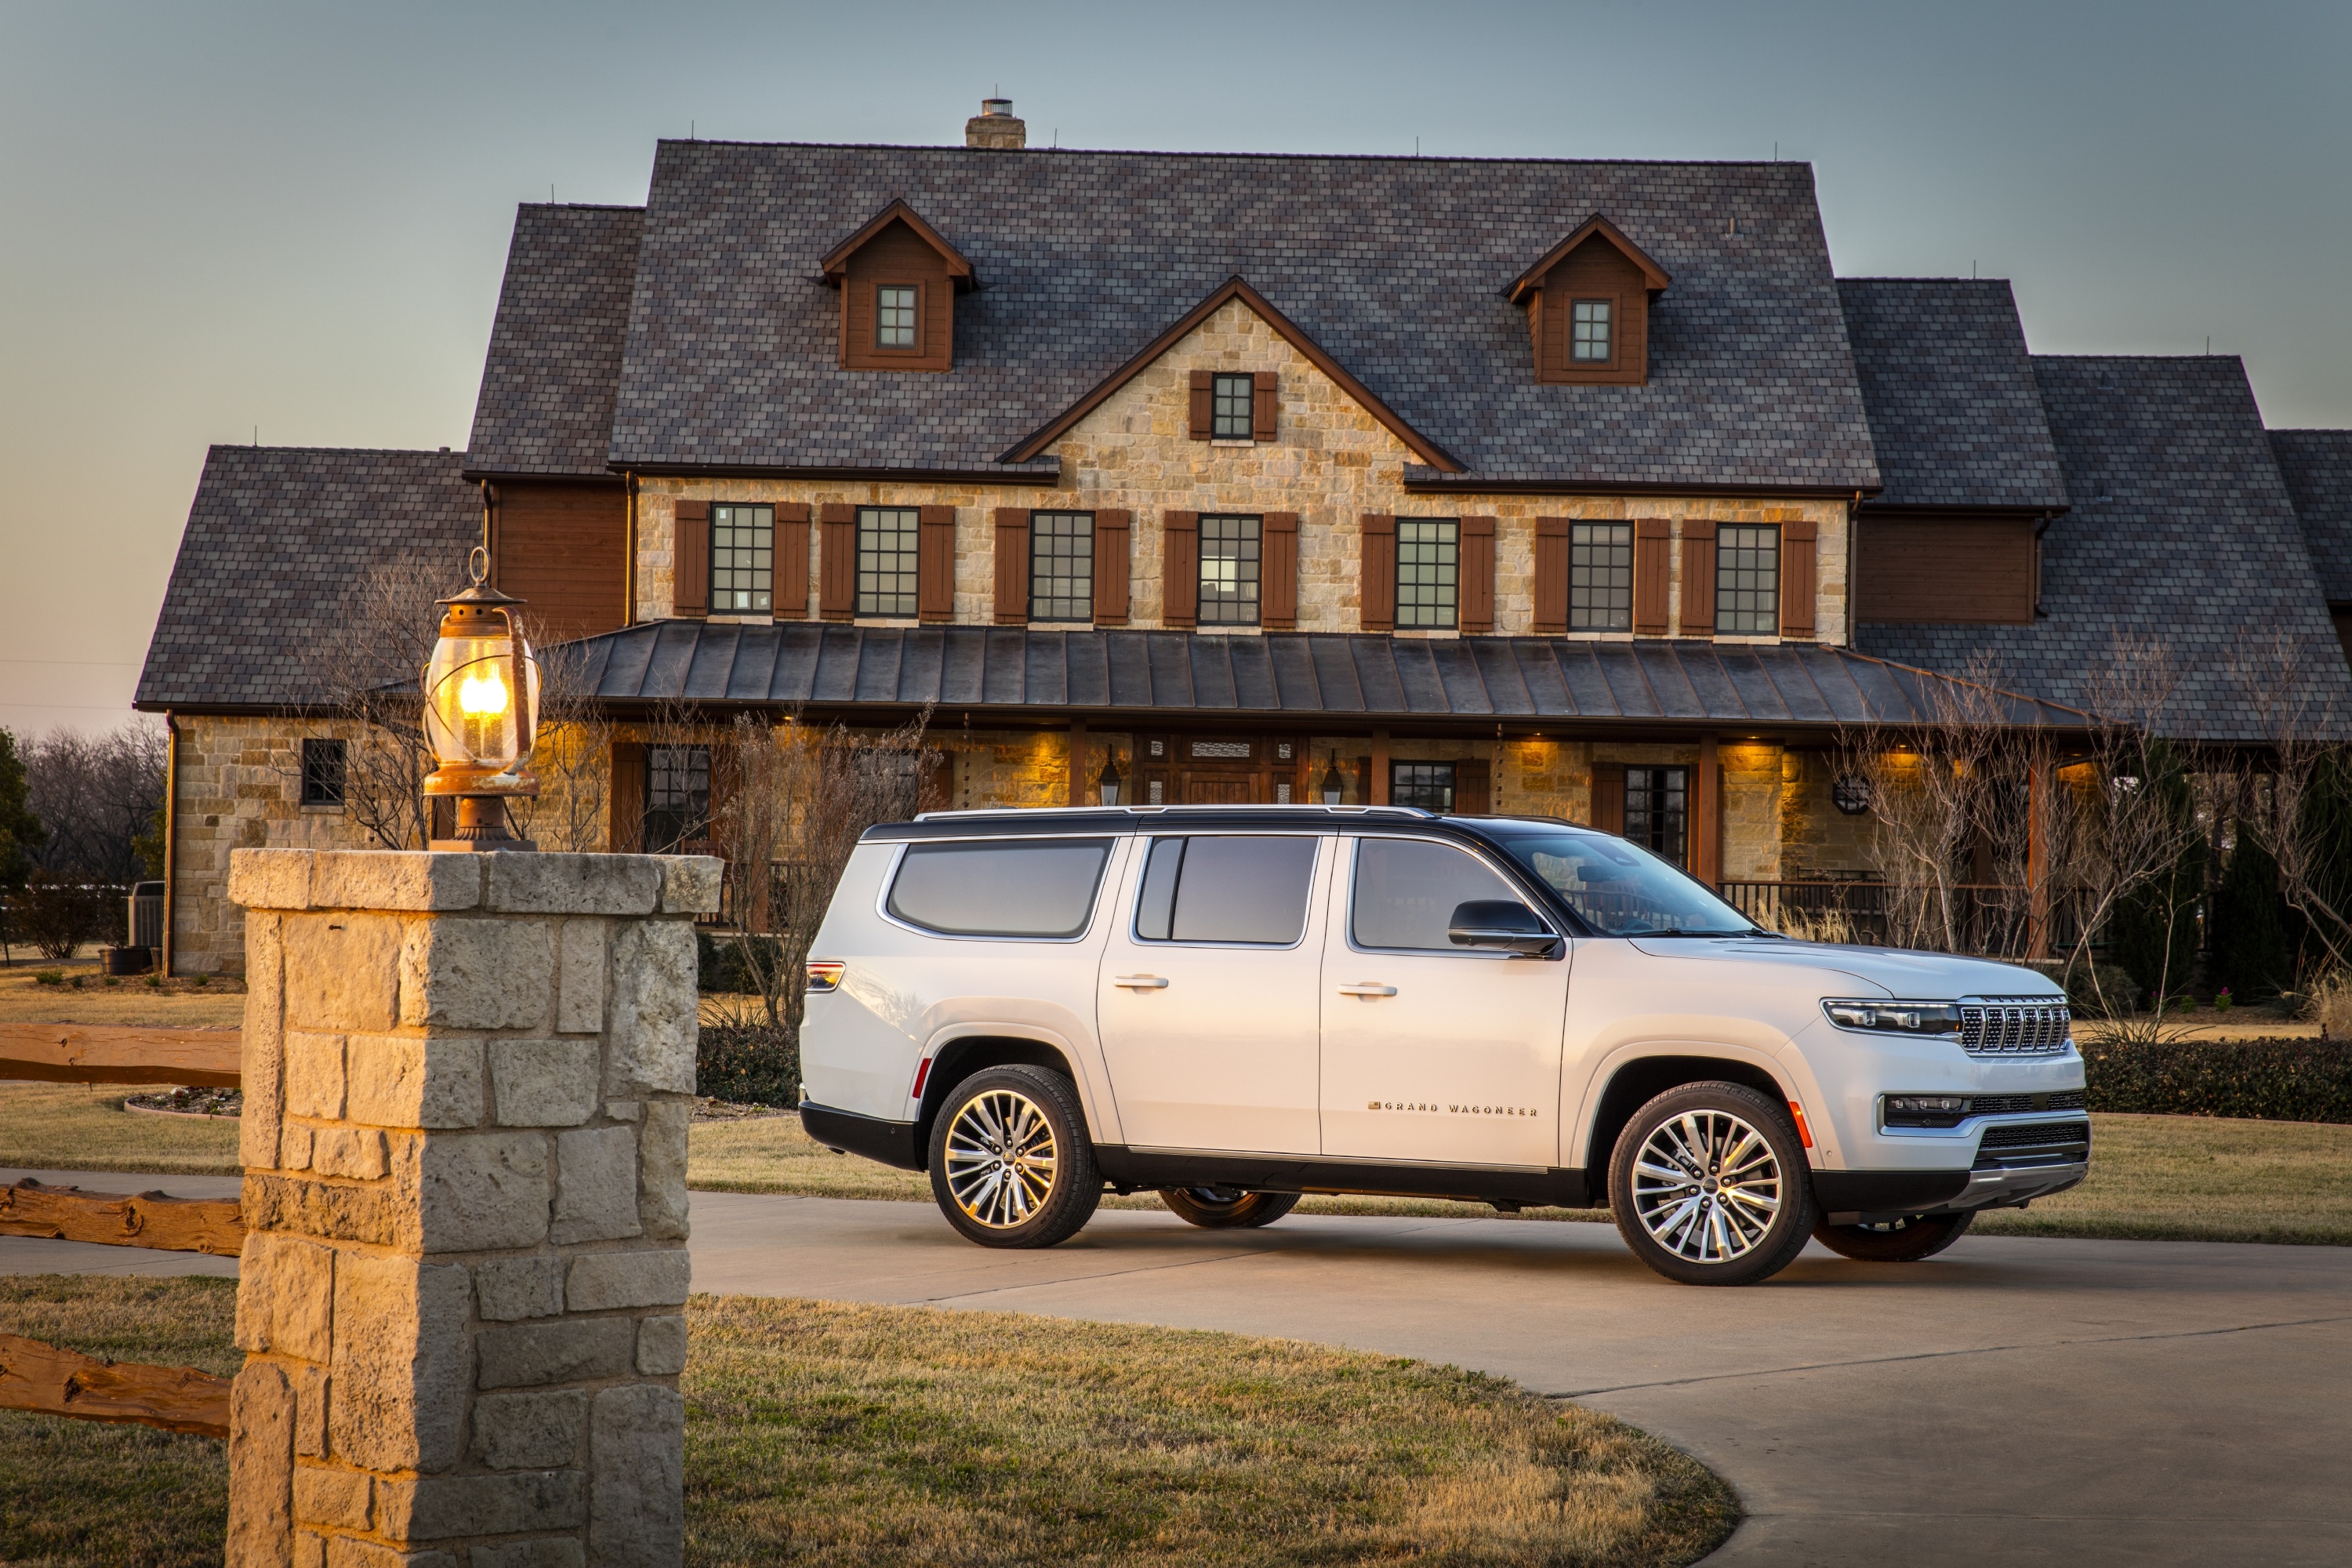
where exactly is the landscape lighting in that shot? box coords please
[421,546,541,849]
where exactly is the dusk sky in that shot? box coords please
[3,0,2346,738]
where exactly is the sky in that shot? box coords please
[2,0,2346,739]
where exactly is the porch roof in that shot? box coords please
[557,622,2094,732]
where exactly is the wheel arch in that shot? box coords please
[915,1030,1093,1168]
[1575,1051,1795,1186]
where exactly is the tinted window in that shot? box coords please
[1134,836,1317,945]
[1490,830,1753,936]
[887,838,1112,938]
[1351,837,1533,951]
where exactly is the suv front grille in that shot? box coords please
[1960,998,2071,1057]
[1977,1119,2090,1151]
[1965,1091,2087,1116]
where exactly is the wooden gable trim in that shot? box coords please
[818,199,976,290]
[1504,214,1671,305]
[999,276,1464,472]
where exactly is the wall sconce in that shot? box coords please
[422,547,540,850]
[1097,752,1123,806]
[1320,752,1345,806]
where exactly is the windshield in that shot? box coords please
[1488,830,1758,936]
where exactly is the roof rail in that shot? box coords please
[909,804,1435,822]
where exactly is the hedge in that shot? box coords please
[697,1023,800,1109]
[2082,1036,2352,1125]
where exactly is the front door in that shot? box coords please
[1319,834,1570,1168]
[1095,832,1331,1154]
[1135,735,1305,807]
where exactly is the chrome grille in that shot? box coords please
[1959,996,2071,1057]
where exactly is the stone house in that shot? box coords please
[136,101,2351,974]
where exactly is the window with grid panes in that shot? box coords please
[1396,519,1459,629]
[856,506,920,617]
[1571,299,1613,361]
[876,285,917,348]
[1624,765,1687,866]
[1715,524,1779,635]
[1198,515,1261,626]
[299,739,347,808]
[1029,512,1093,622]
[710,503,773,612]
[1570,522,1633,631]
[644,746,710,855]
[1389,762,1456,811]
[1211,374,1254,439]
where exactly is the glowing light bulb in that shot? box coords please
[458,668,510,717]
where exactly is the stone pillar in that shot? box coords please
[225,848,720,1568]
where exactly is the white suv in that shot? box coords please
[797,806,2087,1286]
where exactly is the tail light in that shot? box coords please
[806,960,845,994]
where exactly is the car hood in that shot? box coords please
[1623,937,2063,1001]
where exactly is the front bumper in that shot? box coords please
[1815,1122,2090,1224]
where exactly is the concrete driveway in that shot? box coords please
[11,1171,2350,1565]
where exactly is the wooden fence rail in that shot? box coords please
[0,1178,247,1254]
[0,1022,241,1087]
[0,1333,230,1437]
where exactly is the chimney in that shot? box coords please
[965,97,1026,151]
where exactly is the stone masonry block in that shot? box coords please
[551,1126,640,1244]
[230,846,311,911]
[476,1318,635,1389]
[654,855,725,915]
[292,1363,329,1459]
[227,1359,295,1568]
[347,1034,485,1129]
[417,1131,550,1252]
[469,1388,588,1469]
[328,1254,471,1473]
[309,851,481,913]
[400,918,554,1031]
[636,1100,691,1242]
[566,1248,691,1312]
[292,1464,372,1530]
[283,1033,345,1120]
[241,911,287,1171]
[475,1255,567,1321]
[636,1316,688,1377]
[375,1471,586,1540]
[490,1039,599,1127]
[284,914,403,1032]
[278,1123,313,1172]
[311,1127,389,1181]
[484,853,661,916]
[241,1171,408,1250]
[590,1385,685,1566]
[325,1540,456,1568]
[605,921,697,1096]
[467,1541,585,1568]
[557,921,605,1035]
[234,1232,334,1362]
[296,1531,325,1568]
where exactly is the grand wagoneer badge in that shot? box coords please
[1369,1101,1538,1116]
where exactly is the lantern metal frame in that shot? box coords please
[421,548,542,851]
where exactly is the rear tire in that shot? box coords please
[927,1065,1102,1249]
[1609,1080,1818,1287]
[1159,1187,1301,1229]
[1813,1209,1973,1261]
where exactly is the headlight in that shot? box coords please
[1823,999,1964,1036]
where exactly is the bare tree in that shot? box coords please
[24,723,169,884]
[506,626,612,854]
[307,560,453,849]
[2230,630,2352,975]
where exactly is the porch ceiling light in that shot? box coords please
[422,546,541,850]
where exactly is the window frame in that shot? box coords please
[1714,523,1781,637]
[1570,297,1615,364]
[1623,764,1689,868]
[710,502,775,615]
[1569,521,1635,633]
[299,737,347,808]
[1128,833,1324,951]
[872,280,923,353]
[1341,833,1555,957]
[1388,761,1457,812]
[1196,514,1263,627]
[855,504,923,619]
[1395,517,1461,630]
[1028,510,1095,624]
[1210,372,1255,440]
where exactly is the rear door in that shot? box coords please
[1095,833,1330,1154]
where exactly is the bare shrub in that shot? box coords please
[2229,630,2352,978]
[308,559,454,849]
[1770,905,1857,945]
[2307,970,2352,1041]
[506,629,612,853]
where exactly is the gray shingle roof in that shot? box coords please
[135,447,481,710]
[466,204,644,477]
[610,142,1881,492]
[2270,429,2352,604]
[554,622,2088,731]
[1836,278,2067,510]
[1861,358,2352,742]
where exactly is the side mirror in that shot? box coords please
[1447,899,1563,957]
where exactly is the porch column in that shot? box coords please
[1694,734,1721,887]
[1068,719,1087,808]
[2027,762,2052,960]
[1370,729,1390,805]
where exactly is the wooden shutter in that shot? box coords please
[1592,764,1625,835]
[773,503,811,620]
[1360,514,1397,632]
[608,741,646,853]
[993,508,1030,625]
[1460,516,1497,634]
[1633,518,1671,636]
[1261,511,1299,630]
[818,504,856,621]
[1679,519,1718,639]
[1534,517,1570,634]
[1778,518,1818,639]
[916,506,956,622]
[1189,371,1214,440]
[671,500,710,617]
[1093,509,1131,625]
[1453,759,1491,815]
[1252,372,1278,441]
[1163,511,1199,627]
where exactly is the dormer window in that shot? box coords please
[820,199,975,373]
[1507,215,1670,387]
[1571,299,1613,362]
[876,286,918,349]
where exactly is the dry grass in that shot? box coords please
[0,956,245,1028]
[0,1084,244,1174]
[2307,969,2352,1040]
[0,1276,1735,1568]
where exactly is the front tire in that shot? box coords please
[1609,1081,1818,1287]
[1813,1210,1973,1261]
[927,1065,1102,1249]
[1159,1187,1301,1229]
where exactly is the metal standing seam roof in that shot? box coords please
[555,621,2091,731]
[609,141,1882,492]
[2270,430,2352,604]
[465,204,645,478]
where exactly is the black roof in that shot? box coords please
[136,446,480,710]
[609,141,1882,492]
[555,621,2090,731]
[868,804,1457,841]
[1836,278,2068,510]
[465,204,644,479]
[1861,358,2352,742]
[2270,430,2352,604]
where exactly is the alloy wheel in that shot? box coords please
[942,1088,1059,1229]
[1629,1108,1784,1264]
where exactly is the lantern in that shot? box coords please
[1096,751,1123,807]
[421,547,541,850]
[1320,752,1345,806]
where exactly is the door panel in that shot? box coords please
[1097,833,1330,1154]
[1319,836,1569,1168]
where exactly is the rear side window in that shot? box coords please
[1134,835,1319,946]
[886,837,1113,938]
[1350,837,1534,951]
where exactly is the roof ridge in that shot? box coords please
[655,138,1809,170]
[205,443,466,458]
[519,201,646,213]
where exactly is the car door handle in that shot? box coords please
[1112,975,1170,989]
[1337,983,1398,997]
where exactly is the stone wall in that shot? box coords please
[227,848,719,1567]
